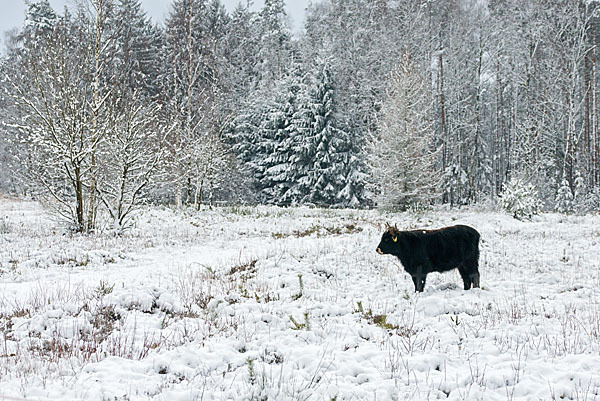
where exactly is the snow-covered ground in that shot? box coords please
[1,196,600,401]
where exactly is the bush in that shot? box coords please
[499,178,542,220]
[572,175,600,214]
[0,216,10,234]
[555,179,574,214]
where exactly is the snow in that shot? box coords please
[1,197,600,400]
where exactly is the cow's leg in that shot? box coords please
[459,259,480,290]
[458,267,471,290]
[470,271,480,288]
[412,265,426,292]
[411,275,420,292]
[465,256,480,289]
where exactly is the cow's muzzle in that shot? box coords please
[376,248,383,255]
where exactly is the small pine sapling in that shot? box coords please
[555,178,574,214]
[499,178,542,220]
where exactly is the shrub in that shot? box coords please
[499,178,542,220]
[0,216,10,234]
[555,178,574,214]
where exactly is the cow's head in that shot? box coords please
[376,223,401,255]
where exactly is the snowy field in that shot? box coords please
[1,196,600,401]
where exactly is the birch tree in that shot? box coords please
[163,0,234,207]
[87,0,113,230]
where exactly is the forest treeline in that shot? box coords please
[0,0,598,231]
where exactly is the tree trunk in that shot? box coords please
[88,0,109,232]
[75,165,85,232]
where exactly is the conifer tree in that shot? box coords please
[225,3,260,104]
[106,0,163,99]
[256,0,292,86]
[500,178,542,220]
[23,0,57,35]
[229,68,299,204]
[573,174,589,214]
[290,59,349,206]
[262,64,308,204]
[369,53,440,209]
[555,178,574,214]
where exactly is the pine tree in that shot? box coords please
[23,0,57,36]
[254,95,290,203]
[555,178,574,214]
[106,0,163,100]
[290,59,348,206]
[258,70,303,204]
[573,173,589,214]
[256,0,292,86]
[336,112,369,208]
[276,62,308,205]
[223,4,261,199]
[500,178,541,220]
[303,0,403,208]
[280,74,315,204]
[198,0,230,96]
[225,3,260,103]
[230,57,353,207]
[229,67,300,205]
[225,0,296,204]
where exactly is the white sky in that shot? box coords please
[0,0,309,51]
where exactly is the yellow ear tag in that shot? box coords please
[393,236,398,242]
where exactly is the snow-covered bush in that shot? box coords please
[555,178,574,214]
[573,174,586,214]
[572,174,600,214]
[0,216,10,234]
[499,178,542,220]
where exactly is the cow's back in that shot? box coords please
[420,225,480,271]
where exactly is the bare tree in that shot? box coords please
[3,0,164,230]
[162,0,234,207]
[97,98,165,230]
[3,5,96,230]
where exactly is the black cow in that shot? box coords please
[376,223,480,292]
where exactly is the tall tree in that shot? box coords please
[95,0,164,229]
[369,54,440,209]
[162,0,235,207]
[291,58,350,206]
[106,0,163,99]
[3,2,96,230]
[256,0,292,86]
[162,0,210,206]
[224,3,260,107]
[3,0,164,230]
